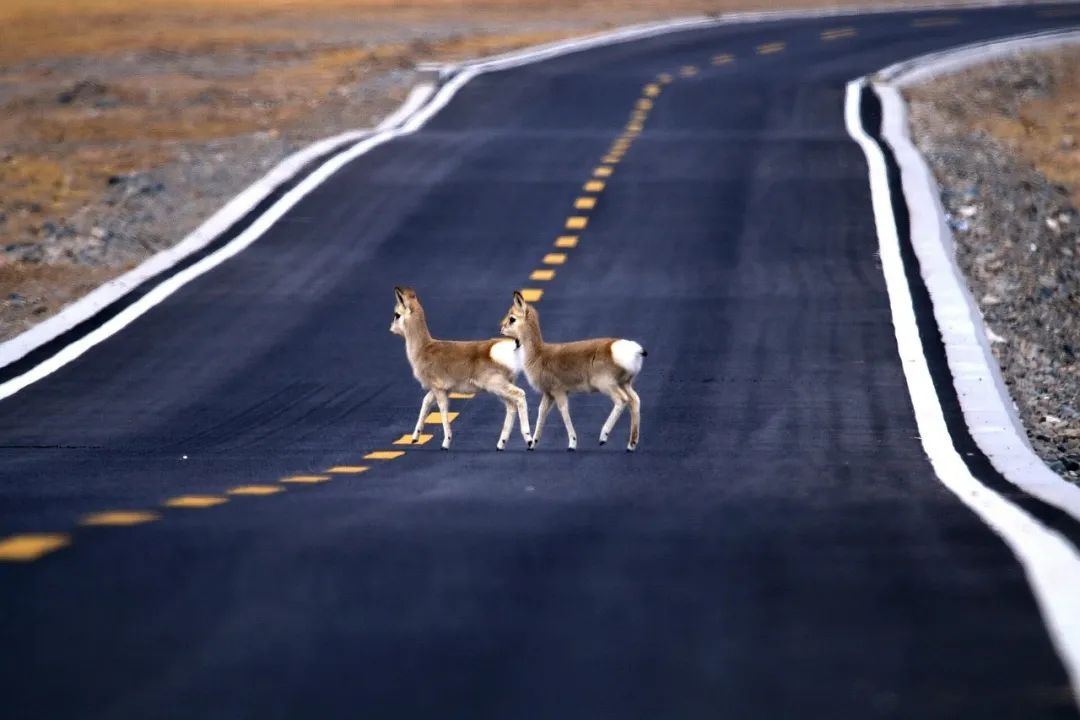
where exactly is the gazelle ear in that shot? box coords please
[513,291,526,310]
[394,286,406,305]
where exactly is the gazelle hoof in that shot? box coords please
[410,435,418,444]
[626,444,636,453]
[527,440,535,451]
[599,440,606,446]
[567,447,576,452]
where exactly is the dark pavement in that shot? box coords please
[2,4,1080,718]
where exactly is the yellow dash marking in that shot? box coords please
[530,269,556,281]
[164,495,228,508]
[657,72,673,84]
[566,216,588,230]
[228,485,284,496]
[911,16,959,27]
[327,465,372,473]
[712,53,735,65]
[0,533,70,562]
[643,83,661,96]
[281,474,331,484]
[583,180,605,192]
[543,253,567,265]
[448,392,475,399]
[756,42,786,55]
[602,155,621,164]
[678,65,698,77]
[636,98,653,110]
[363,451,405,460]
[81,510,160,526]
[555,235,578,248]
[424,412,458,425]
[593,166,613,177]
[574,197,597,210]
[394,433,433,445]
[625,123,643,133]
[519,288,544,302]
[821,27,856,40]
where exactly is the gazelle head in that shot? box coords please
[500,291,532,341]
[390,286,419,336]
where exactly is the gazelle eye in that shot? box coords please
[508,317,516,324]
[394,313,401,319]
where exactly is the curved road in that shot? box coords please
[2,4,1080,718]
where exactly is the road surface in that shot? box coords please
[2,4,1080,718]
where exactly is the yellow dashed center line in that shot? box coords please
[530,269,556,281]
[593,166,613,178]
[281,474,332,484]
[678,65,698,77]
[228,485,284,496]
[519,288,544,302]
[566,216,588,230]
[712,53,735,65]
[643,83,661,97]
[555,235,578,248]
[821,27,856,40]
[636,98,654,110]
[81,510,160,526]
[0,533,70,561]
[574,197,597,210]
[364,450,406,460]
[583,180,605,192]
[911,16,959,27]
[164,495,228,508]
[543,253,567,265]
[424,412,458,425]
[657,72,674,84]
[756,42,786,55]
[448,392,475,399]
[326,465,372,473]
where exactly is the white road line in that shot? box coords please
[845,79,1080,700]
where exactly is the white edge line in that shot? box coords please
[845,79,1080,701]
[0,82,436,372]
[876,78,1080,524]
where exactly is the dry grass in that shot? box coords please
[979,51,1080,206]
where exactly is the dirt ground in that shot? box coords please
[0,0,989,340]
[906,46,1080,483]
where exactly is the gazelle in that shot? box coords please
[391,287,532,450]
[500,291,646,452]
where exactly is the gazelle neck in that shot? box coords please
[403,308,433,363]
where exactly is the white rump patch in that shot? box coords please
[489,339,522,375]
[611,339,645,376]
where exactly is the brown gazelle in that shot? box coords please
[391,287,532,450]
[500,291,646,452]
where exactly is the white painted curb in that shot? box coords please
[870,31,1080,519]
[845,78,1080,703]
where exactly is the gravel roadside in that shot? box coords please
[906,47,1080,484]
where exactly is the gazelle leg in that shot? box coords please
[532,393,553,450]
[599,386,628,446]
[624,384,641,452]
[413,391,434,442]
[496,399,515,451]
[433,389,452,450]
[510,385,533,446]
[553,392,577,451]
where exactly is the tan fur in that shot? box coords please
[391,287,531,450]
[500,292,643,451]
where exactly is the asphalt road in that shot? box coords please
[2,4,1080,718]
